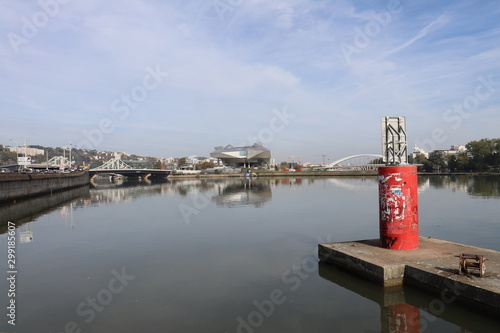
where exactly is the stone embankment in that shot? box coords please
[0,171,89,203]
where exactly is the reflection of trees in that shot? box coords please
[466,176,500,198]
[425,175,500,198]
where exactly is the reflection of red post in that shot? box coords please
[379,166,418,250]
[382,303,421,333]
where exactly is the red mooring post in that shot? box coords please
[378,165,419,250]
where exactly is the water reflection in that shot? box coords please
[2,176,498,235]
[1,176,499,332]
[423,175,500,198]
[212,179,272,208]
[89,178,170,204]
[89,176,500,203]
[327,175,500,199]
[0,185,89,235]
[328,177,378,192]
[319,263,500,332]
[19,224,33,243]
[88,178,275,207]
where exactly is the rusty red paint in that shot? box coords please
[382,303,421,333]
[379,166,419,250]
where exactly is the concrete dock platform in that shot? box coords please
[318,237,500,317]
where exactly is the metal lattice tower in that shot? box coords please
[381,116,408,165]
[93,157,133,170]
[47,156,70,166]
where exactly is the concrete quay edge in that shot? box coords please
[318,237,500,317]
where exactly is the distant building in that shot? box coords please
[8,146,44,157]
[450,145,466,152]
[210,143,271,168]
[412,145,429,159]
[430,145,467,159]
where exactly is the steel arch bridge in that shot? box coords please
[326,154,384,167]
[321,154,384,171]
[89,157,170,179]
[92,157,134,170]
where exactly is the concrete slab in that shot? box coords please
[318,237,500,317]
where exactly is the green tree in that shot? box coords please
[0,145,17,164]
[412,153,431,172]
[447,155,458,172]
[197,161,215,170]
[90,160,103,169]
[466,138,500,171]
[369,158,384,164]
[177,157,187,168]
[429,151,446,172]
[456,152,470,171]
[153,160,162,169]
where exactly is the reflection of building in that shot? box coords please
[212,179,272,208]
[210,143,271,168]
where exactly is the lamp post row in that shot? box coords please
[8,139,74,169]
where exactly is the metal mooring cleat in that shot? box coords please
[459,254,486,277]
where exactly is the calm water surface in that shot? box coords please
[1,175,499,332]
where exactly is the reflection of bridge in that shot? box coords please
[321,154,384,171]
[89,157,170,179]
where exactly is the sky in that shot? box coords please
[1,0,499,164]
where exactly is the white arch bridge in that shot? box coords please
[321,154,384,171]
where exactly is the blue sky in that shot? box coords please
[1,0,499,164]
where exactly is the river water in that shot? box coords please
[1,175,499,332]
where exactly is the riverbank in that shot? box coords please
[169,170,500,179]
[0,171,89,203]
[169,170,378,179]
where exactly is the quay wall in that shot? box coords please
[0,171,90,203]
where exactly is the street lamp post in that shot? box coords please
[9,139,19,164]
[62,146,66,171]
[68,141,72,169]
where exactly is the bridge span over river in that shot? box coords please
[89,157,170,179]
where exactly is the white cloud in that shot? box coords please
[384,12,451,57]
[0,0,499,161]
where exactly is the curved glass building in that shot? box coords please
[210,143,271,168]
